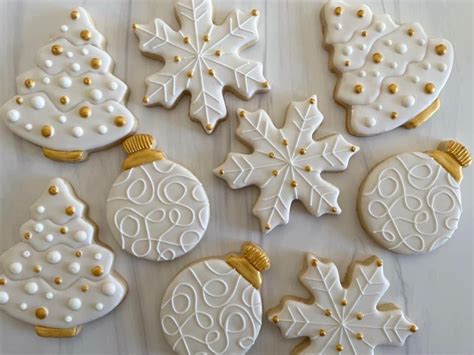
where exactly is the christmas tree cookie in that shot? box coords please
[0,178,127,337]
[321,0,453,136]
[358,140,471,255]
[133,0,269,134]
[214,95,359,233]
[161,242,270,354]
[106,134,210,261]
[0,7,138,162]
[268,253,418,354]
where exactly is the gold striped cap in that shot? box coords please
[442,140,472,168]
[122,134,156,155]
[242,243,270,272]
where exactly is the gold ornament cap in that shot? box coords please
[429,140,471,182]
[121,134,165,170]
[241,242,271,272]
[226,242,270,289]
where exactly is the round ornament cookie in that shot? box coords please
[161,242,270,354]
[0,7,137,162]
[358,140,471,255]
[106,134,210,262]
[267,253,418,355]
[0,178,127,337]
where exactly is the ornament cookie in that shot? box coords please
[133,0,269,134]
[321,0,453,136]
[214,95,359,233]
[0,178,127,337]
[161,242,270,354]
[106,134,210,261]
[0,8,138,162]
[358,140,471,255]
[267,254,418,354]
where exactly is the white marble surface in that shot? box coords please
[0,0,472,354]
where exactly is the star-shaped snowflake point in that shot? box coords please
[267,254,418,355]
[133,0,270,134]
[214,95,359,233]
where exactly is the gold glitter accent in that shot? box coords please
[219,169,225,176]
[282,139,289,146]
[357,9,365,17]
[410,324,418,333]
[114,116,126,127]
[264,224,271,230]
[391,112,398,120]
[174,55,181,63]
[60,226,68,234]
[215,49,222,57]
[16,97,24,104]
[376,259,383,267]
[336,344,344,352]
[76,250,83,257]
[187,71,193,78]
[304,165,312,172]
[59,96,69,105]
[81,285,89,293]
[356,312,364,320]
[361,30,368,37]
[54,277,63,285]
[272,315,279,323]
[80,29,91,41]
[24,232,32,240]
[311,259,318,267]
[268,152,275,158]
[388,83,398,94]
[341,299,348,306]
[65,206,75,216]
[71,10,79,19]
[435,44,447,56]
[251,9,259,16]
[83,77,92,85]
[183,36,189,44]
[407,28,415,37]
[142,96,150,104]
[91,265,104,277]
[25,79,35,89]
[424,83,436,94]
[51,44,63,56]
[90,58,102,69]
[0,279,6,286]
[48,185,58,195]
[272,170,279,176]
[35,307,48,320]
[206,124,213,131]
[203,34,210,42]
[354,84,364,94]
[319,329,327,336]
[324,309,332,317]
[356,332,364,340]
[208,69,215,76]
[41,125,53,138]
[334,6,343,15]
[34,265,42,273]
[373,52,383,63]
[79,106,91,118]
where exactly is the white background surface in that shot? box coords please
[0,0,472,354]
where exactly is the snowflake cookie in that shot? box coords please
[358,140,471,255]
[0,7,138,162]
[106,134,210,261]
[267,253,418,354]
[161,242,270,354]
[133,0,269,134]
[321,0,453,136]
[214,95,359,233]
[0,178,127,337]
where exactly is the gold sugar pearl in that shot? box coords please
[324,309,332,317]
[356,332,364,340]
[80,29,91,41]
[268,152,275,158]
[311,258,318,267]
[142,96,150,104]
[183,36,189,44]
[372,52,383,63]
[91,265,104,277]
[239,110,246,118]
[376,259,383,267]
[410,324,418,333]
[0,278,6,286]
[71,10,79,20]
[361,30,368,37]
[90,58,102,69]
[282,139,289,146]
[24,232,32,240]
[219,169,225,176]
[357,9,365,17]
[272,170,279,176]
[114,116,126,127]
[309,98,316,104]
[41,125,54,138]
[350,146,357,152]
[272,315,279,323]
[251,9,259,16]
[319,329,327,336]
[354,84,364,94]
[344,60,351,67]
[299,148,306,155]
[388,83,398,94]
[215,49,222,57]
[60,226,68,234]
[83,77,92,85]
[59,96,70,105]
[76,250,83,258]
[334,6,343,16]
[54,277,63,285]
[262,81,270,88]
[304,165,312,172]
[356,312,364,320]
[390,112,398,120]
[187,71,193,78]
[424,83,436,94]
[174,55,181,63]
[336,344,344,352]
[48,185,58,195]
[206,124,213,131]
[51,44,63,56]
[65,206,75,216]
[407,28,415,37]
[16,97,24,105]
[203,34,210,42]
[35,307,48,320]
[208,69,215,76]
[341,299,348,306]
[435,44,447,56]
[264,224,272,230]
[331,207,338,213]
[79,106,91,118]
[34,265,42,273]
[81,285,89,293]
[24,79,35,89]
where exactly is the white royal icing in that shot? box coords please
[322,0,454,136]
[134,0,269,134]
[161,258,262,354]
[214,96,358,233]
[107,159,210,261]
[267,253,416,354]
[0,178,126,329]
[358,152,462,254]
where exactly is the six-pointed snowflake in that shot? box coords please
[267,254,418,354]
[134,0,269,134]
[214,95,359,233]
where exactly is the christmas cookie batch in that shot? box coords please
[0,1,471,354]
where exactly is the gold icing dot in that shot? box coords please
[357,9,365,17]
[203,34,210,42]
[59,96,69,105]
[319,329,327,336]
[183,36,189,44]
[24,79,35,89]
[215,49,222,57]
[251,9,259,16]
[51,44,63,56]
[81,285,89,293]
[282,139,289,146]
[80,29,91,41]
[361,30,368,37]
[83,77,92,85]
[174,55,181,63]
[70,10,79,20]
[336,344,344,352]
[0,278,6,286]
[60,226,68,234]
[24,232,32,240]
[91,265,104,277]
[35,307,48,320]
[356,332,364,340]
[48,185,58,195]
[268,152,275,158]
[114,116,126,127]
[16,97,24,105]
[41,125,54,138]
[311,258,318,267]
[219,169,225,176]
[272,170,279,176]
[76,250,83,258]
[142,96,150,104]
[208,69,215,76]
[390,112,398,120]
[299,148,306,155]
[304,165,312,172]
[65,206,75,216]
[187,71,193,78]
[356,312,364,320]
[424,83,436,94]
[372,52,383,63]
[34,265,42,273]
[407,28,415,37]
[272,315,279,323]
[376,259,383,267]
[334,6,343,16]
[262,81,270,88]
[354,84,364,94]
[410,324,418,333]
[435,44,447,56]
[331,207,338,213]
[90,58,102,69]
[79,106,91,118]
[341,299,348,306]
[54,277,63,285]
[324,309,331,317]
[388,83,398,94]
[206,124,213,131]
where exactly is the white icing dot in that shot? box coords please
[22,251,31,258]
[9,262,23,274]
[66,51,73,58]
[36,205,45,213]
[71,63,81,72]
[97,125,108,135]
[106,105,114,113]
[7,110,20,122]
[372,71,380,77]
[357,43,366,50]
[46,250,62,264]
[375,21,386,32]
[44,60,53,68]
[358,71,366,78]
[72,126,84,138]
[374,104,383,111]
[42,77,51,84]
[65,315,73,323]
[411,76,420,83]
[95,303,104,311]
[0,292,9,304]
[335,23,342,30]
[59,76,72,88]
[24,123,33,131]
[81,48,89,56]
[402,95,416,108]
[60,25,69,32]
[395,43,407,54]
[384,39,392,46]
[108,81,118,90]
[68,262,81,274]
[20,303,28,311]
[342,45,353,56]
[74,230,87,242]
[68,298,82,311]
[94,253,103,261]
[438,63,447,72]
[422,62,431,70]
[45,234,54,242]
[30,96,46,110]
[365,117,376,128]
[45,292,54,300]
[24,282,39,295]
[34,223,44,233]
[101,282,116,296]
[58,115,67,124]
[417,39,426,46]
[89,89,103,101]
[389,62,398,69]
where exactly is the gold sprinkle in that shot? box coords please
[424,83,436,94]
[356,332,364,340]
[48,186,58,195]
[336,344,344,352]
[174,55,181,63]
[334,6,343,16]
[16,97,24,105]
[208,68,215,76]
[324,309,332,317]
[24,232,32,240]
[299,148,306,155]
[251,9,259,16]
[331,207,338,213]
[34,265,42,273]
[83,77,92,85]
[311,259,318,267]
[264,224,271,230]
[41,125,54,138]
[79,106,91,118]
[54,277,63,285]
[90,58,102,69]
[187,71,193,78]
[80,29,91,41]
[357,9,365,17]
[390,112,398,120]
[219,169,225,176]
[407,28,415,37]
[59,96,69,105]
[65,206,75,216]
[341,299,348,306]
[435,44,447,56]
[203,34,210,42]
[143,96,150,104]
[51,44,63,56]
[35,307,48,320]
[361,30,368,37]
[81,285,89,293]
[373,52,383,63]
[70,10,79,20]
[24,79,35,89]
[319,329,327,336]
[356,312,364,320]
[410,324,418,333]
[114,116,126,127]
[215,49,222,57]
[304,165,312,172]
[75,250,83,258]
[388,83,398,94]
[272,170,279,176]
[282,139,289,146]
[354,84,364,94]
[268,152,275,158]
[206,124,213,131]
[376,259,383,267]
[183,36,189,44]
[60,226,68,234]
[0,279,6,286]
[91,265,104,277]
[272,315,279,323]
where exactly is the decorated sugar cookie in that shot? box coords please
[106,134,210,261]
[133,0,269,134]
[0,8,138,162]
[321,0,453,136]
[214,95,359,233]
[358,140,471,255]
[0,178,127,337]
[267,253,418,354]
[161,242,270,354]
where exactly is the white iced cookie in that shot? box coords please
[0,178,127,337]
[322,0,454,136]
[133,0,269,134]
[358,140,471,255]
[214,95,359,233]
[267,253,418,354]
[161,243,270,354]
[0,7,137,162]
[107,134,210,261]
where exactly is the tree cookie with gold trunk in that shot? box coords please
[0,178,127,337]
[358,140,471,255]
[321,0,453,136]
[106,134,210,262]
[161,242,270,354]
[0,7,137,162]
